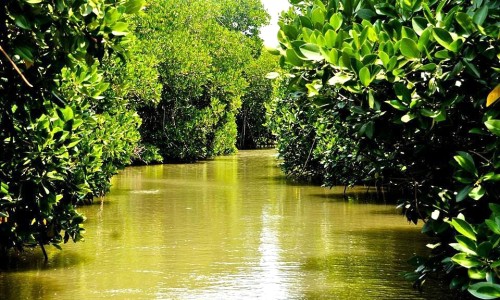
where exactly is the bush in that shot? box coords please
[0,0,143,256]
[268,0,499,297]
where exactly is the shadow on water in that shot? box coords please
[0,248,89,272]
[0,273,64,300]
[299,228,448,300]
[308,192,395,204]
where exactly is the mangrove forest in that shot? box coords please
[0,0,499,299]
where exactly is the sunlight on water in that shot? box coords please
[0,150,447,299]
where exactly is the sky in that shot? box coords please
[259,0,290,47]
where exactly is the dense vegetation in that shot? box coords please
[0,0,147,258]
[133,0,273,162]
[2,0,498,298]
[0,0,274,256]
[267,0,499,298]
[238,51,279,149]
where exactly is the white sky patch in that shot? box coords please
[260,0,290,47]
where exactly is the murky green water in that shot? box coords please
[0,150,445,299]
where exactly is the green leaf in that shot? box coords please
[412,17,428,36]
[323,48,339,64]
[360,122,374,139]
[327,73,351,85]
[468,282,500,300]
[285,49,303,66]
[385,100,407,111]
[476,242,492,258]
[469,185,486,201]
[454,151,477,175]
[356,9,376,20]
[311,8,325,25]
[299,16,313,29]
[455,235,477,255]
[24,0,43,3]
[401,114,416,123]
[362,54,377,65]
[283,25,299,39]
[402,26,418,42]
[394,82,411,102]
[456,185,473,202]
[111,22,129,36]
[421,3,435,25]
[330,13,343,31]
[485,120,500,136]
[299,44,324,61]
[400,38,421,59]
[324,30,336,48]
[456,13,476,34]
[14,46,34,64]
[449,39,463,53]
[450,218,477,241]
[359,67,371,87]
[266,47,281,55]
[483,172,500,181]
[124,0,144,14]
[463,59,481,78]
[468,269,487,280]
[57,106,74,122]
[451,253,482,268]
[432,28,454,51]
[473,6,489,26]
[486,219,500,234]
[454,171,474,184]
[386,57,397,71]
[368,90,375,109]
[435,50,451,59]
[418,63,436,71]
[379,51,390,67]
[52,243,63,250]
[374,3,398,18]
[489,203,500,215]
[14,15,31,30]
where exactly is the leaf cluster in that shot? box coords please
[268,0,500,297]
[0,0,144,254]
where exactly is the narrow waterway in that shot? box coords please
[0,150,445,299]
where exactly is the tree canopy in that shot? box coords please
[133,0,270,162]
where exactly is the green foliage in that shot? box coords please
[448,206,500,299]
[237,52,279,149]
[266,87,326,182]
[135,0,269,162]
[268,0,500,297]
[0,1,142,254]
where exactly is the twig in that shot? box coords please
[414,181,426,223]
[0,45,33,87]
[302,137,316,172]
[470,150,493,166]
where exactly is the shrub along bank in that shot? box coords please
[267,0,499,298]
[0,0,146,257]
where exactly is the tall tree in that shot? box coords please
[134,0,269,162]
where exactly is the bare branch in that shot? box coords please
[0,45,33,88]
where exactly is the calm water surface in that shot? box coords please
[0,150,445,299]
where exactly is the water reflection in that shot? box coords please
[0,150,446,299]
